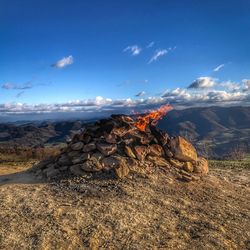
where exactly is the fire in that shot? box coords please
[134,104,173,132]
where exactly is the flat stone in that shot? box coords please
[82,142,96,152]
[115,164,130,179]
[183,162,193,172]
[124,145,136,158]
[193,157,209,175]
[148,144,164,157]
[80,133,91,144]
[72,153,91,164]
[134,145,148,161]
[111,115,134,125]
[112,127,129,137]
[101,156,120,170]
[181,174,193,182]
[124,157,138,167]
[67,150,81,158]
[147,155,170,168]
[90,152,104,161]
[96,143,117,156]
[123,138,134,145]
[191,175,201,181]
[81,160,103,172]
[71,142,84,151]
[169,158,184,168]
[170,136,197,162]
[104,131,117,144]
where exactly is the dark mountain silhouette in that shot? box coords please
[0,121,86,147]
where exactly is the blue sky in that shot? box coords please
[1,0,250,117]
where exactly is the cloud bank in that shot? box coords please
[1,87,249,115]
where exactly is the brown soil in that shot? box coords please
[0,162,249,250]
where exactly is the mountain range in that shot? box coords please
[0,106,249,158]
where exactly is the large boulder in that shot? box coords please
[193,157,209,175]
[170,136,197,162]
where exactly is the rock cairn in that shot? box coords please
[34,115,208,181]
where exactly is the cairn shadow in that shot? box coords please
[0,169,46,186]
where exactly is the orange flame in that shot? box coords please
[134,104,173,132]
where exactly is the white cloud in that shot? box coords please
[52,55,74,68]
[188,77,216,89]
[148,49,168,64]
[213,64,225,72]
[1,87,249,115]
[162,88,248,105]
[219,81,241,91]
[135,91,146,97]
[242,79,250,91]
[123,45,142,56]
[146,42,155,48]
[2,81,33,90]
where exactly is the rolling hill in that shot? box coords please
[0,106,249,158]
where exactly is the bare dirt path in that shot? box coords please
[0,163,249,250]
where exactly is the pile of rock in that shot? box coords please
[33,115,208,181]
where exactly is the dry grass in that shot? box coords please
[0,160,249,249]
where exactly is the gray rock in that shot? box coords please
[72,153,91,164]
[60,165,69,171]
[82,142,96,152]
[90,152,104,161]
[96,143,117,156]
[81,160,102,172]
[70,165,85,176]
[101,156,120,170]
[71,142,84,151]
[57,154,72,166]
[104,131,117,144]
[68,150,81,158]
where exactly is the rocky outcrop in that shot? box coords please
[33,115,208,181]
[170,136,197,162]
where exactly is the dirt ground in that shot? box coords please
[0,161,249,250]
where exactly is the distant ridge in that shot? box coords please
[0,106,249,157]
